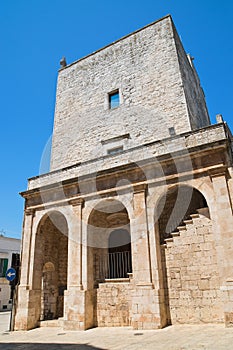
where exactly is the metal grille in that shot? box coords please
[95,251,132,280]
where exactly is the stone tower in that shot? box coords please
[51,15,210,170]
[15,15,233,331]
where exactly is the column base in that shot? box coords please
[63,288,95,330]
[224,313,233,327]
[14,285,41,330]
[63,320,85,331]
[221,281,233,327]
[131,286,165,330]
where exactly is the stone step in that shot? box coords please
[39,319,61,327]
[177,225,186,231]
[164,210,210,246]
[171,232,180,238]
[183,219,193,225]
[164,237,173,243]
[190,213,200,219]
[197,207,210,219]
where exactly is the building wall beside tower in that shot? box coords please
[0,236,20,311]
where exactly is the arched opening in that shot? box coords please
[87,199,132,327]
[33,211,68,323]
[157,185,208,244]
[155,185,223,325]
[108,229,132,279]
[87,200,132,284]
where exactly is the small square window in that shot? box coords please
[109,90,119,109]
[169,127,176,136]
[107,146,123,155]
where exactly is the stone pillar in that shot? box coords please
[67,198,84,290]
[148,206,169,328]
[131,184,152,285]
[131,184,161,329]
[63,198,93,330]
[210,167,233,326]
[20,209,34,286]
[14,209,39,330]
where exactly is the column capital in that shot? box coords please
[208,165,228,180]
[25,208,35,216]
[133,183,148,194]
[69,197,85,207]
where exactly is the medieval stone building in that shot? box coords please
[14,15,233,331]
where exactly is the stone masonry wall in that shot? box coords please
[51,15,199,171]
[97,282,133,326]
[164,213,224,324]
[172,23,210,130]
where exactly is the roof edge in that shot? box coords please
[59,14,172,72]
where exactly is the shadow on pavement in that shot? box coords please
[0,344,105,350]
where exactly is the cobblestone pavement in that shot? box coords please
[0,313,233,350]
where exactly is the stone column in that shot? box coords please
[147,203,169,328]
[131,184,152,286]
[67,198,84,290]
[63,198,93,330]
[14,208,37,330]
[210,167,233,326]
[20,209,34,286]
[131,184,161,329]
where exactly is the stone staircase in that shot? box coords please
[161,206,223,324]
[163,207,210,246]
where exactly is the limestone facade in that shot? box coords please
[50,15,210,171]
[14,15,233,331]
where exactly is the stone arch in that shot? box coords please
[87,199,132,327]
[185,179,216,220]
[83,195,134,227]
[154,184,223,326]
[87,199,132,284]
[32,210,68,323]
[149,180,213,214]
[156,184,208,244]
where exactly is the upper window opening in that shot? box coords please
[109,90,119,109]
[107,146,123,155]
[169,127,176,136]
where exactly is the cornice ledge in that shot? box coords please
[68,197,85,207]
[133,183,148,194]
[208,165,229,179]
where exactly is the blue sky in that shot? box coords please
[0,1,233,239]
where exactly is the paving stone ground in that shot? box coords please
[0,311,10,333]
[0,312,233,349]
